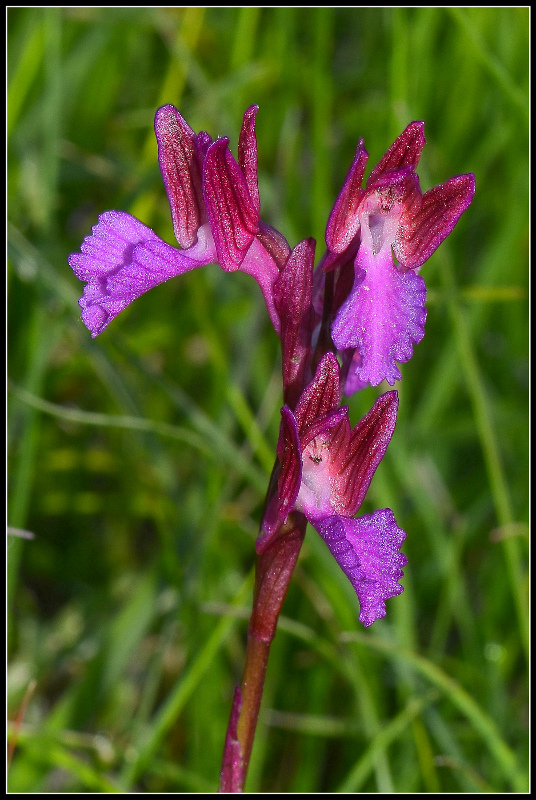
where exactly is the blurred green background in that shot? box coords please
[7,7,528,793]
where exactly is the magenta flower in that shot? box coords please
[69,105,289,337]
[260,352,407,627]
[324,122,475,389]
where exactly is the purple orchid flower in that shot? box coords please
[69,105,290,337]
[67,105,477,786]
[323,122,475,389]
[260,352,407,627]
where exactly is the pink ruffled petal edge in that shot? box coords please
[314,509,407,627]
[69,211,216,336]
[331,242,426,386]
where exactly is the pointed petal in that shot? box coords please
[69,211,215,336]
[293,352,341,434]
[394,173,476,269]
[195,130,212,162]
[315,510,407,627]
[154,104,206,249]
[238,105,260,216]
[276,406,303,519]
[332,391,398,515]
[257,407,302,550]
[331,243,427,386]
[203,138,259,272]
[273,238,316,407]
[325,140,368,255]
[366,121,425,187]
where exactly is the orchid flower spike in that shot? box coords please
[69,106,290,337]
[260,352,407,627]
[324,122,475,390]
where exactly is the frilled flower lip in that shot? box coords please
[69,212,217,337]
[330,236,428,386]
[316,511,407,627]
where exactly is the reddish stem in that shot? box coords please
[219,516,306,791]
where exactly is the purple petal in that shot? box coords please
[238,105,260,216]
[69,211,216,336]
[273,238,316,407]
[344,370,371,396]
[331,241,426,386]
[276,406,303,518]
[154,104,206,249]
[294,352,341,434]
[314,510,407,627]
[366,121,425,188]
[203,138,259,272]
[394,173,476,270]
[258,406,302,551]
[300,406,349,451]
[325,140,368,255]
[331,391,398,516]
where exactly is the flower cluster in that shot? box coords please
[69,105,474,625]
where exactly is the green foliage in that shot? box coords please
[8,7,528,792]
